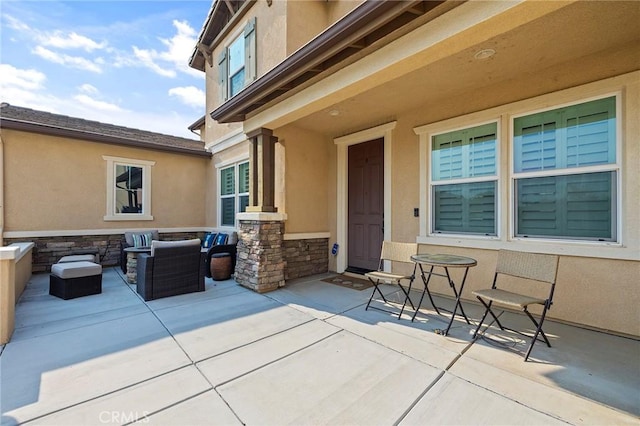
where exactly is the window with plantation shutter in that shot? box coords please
[513,96,617,241]
[219,161,249,227]
[431,122,498,236]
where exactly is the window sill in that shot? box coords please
[104,214,154,221]
[416,235,637,261]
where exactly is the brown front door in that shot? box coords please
[348,138,384,272]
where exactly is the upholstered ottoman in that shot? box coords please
[50,261,102,300]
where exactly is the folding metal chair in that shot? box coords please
[365,241,418,319]
[472,250,559,361]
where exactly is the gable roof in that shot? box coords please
[189,0,249,72]
[0,103,211,158]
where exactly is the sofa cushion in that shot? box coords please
[150,238,201,257]
[203,232,217,249]
[59,254,97,263]
[227,232,238,245]
[125,230,159,246]
[51,261,102,279]
[214,233,228,245]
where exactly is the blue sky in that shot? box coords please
[1,1,211,139]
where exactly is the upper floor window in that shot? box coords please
[430,122,498,236]
[103,156,154,221]
[513,96,618,241]
[218,18,256,102]
[219,160,249,227]
[228,35,245,97]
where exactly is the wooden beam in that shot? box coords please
[348,40,367,49]
[196,43,213,67]
[407,3,426,15]
[224,0,236,15]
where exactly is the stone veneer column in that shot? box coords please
[235,212,287,293]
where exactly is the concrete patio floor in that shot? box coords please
[1,267,638,425]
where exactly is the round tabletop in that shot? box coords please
[411,253,477,267]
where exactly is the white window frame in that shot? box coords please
[509,93,622,244]
[227,34,245,98]
[218,17,256,102]
[217,158,249,229]
[429,120,501,238]
[103,156,154,221]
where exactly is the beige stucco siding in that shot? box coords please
[204,0,364,150]
[2,130,208,232]
[276,125,329,233]
[410,246,640,337]
[264,74,639,336]
[326,0,364,26]
[284,0,363,55]
[205,1,288,146]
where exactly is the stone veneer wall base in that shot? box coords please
[235,220,285,293]
[283,238,329,280]
[4,232,203,273]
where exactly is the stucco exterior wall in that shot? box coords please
[326,0,364,26]
[267,73,640,336]
[2,130,208,233]
[204,0,363,149]
[374,73,640,336]
[275,125,329,234]
[205,0,288,147]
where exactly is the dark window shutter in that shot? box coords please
[218,50,228,102]
[244,17,257,84]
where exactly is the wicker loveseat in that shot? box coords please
[136,239,205,301]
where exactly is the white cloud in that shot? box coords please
[130,19,201,79]
[160,20,200,73]
[132,46,176,78]
[3,14,30,32]
[0,64,46,91]
[32,45,103,73]
[0,64,48,108]
[73,94,123,112]
[168,86,205,109]
[78,83,99,95]
[38,31,107,52]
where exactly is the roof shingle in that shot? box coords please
[0,103,210,158]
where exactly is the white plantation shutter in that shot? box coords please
[514,97,615,172]
[514,97,617,241]
[431,122,497,235]
[220,166,235,226]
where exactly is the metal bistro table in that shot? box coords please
[410,253,477,336]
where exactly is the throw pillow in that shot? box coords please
[133,232,153,248]
[214,233,228,245]
[203,233,217,249]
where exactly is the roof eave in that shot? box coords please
[209,0,444,124]
[1,119,212,158]
[189,1,256,72]
[188,115,206,131]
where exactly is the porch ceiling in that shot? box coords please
[285,0,640,137]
